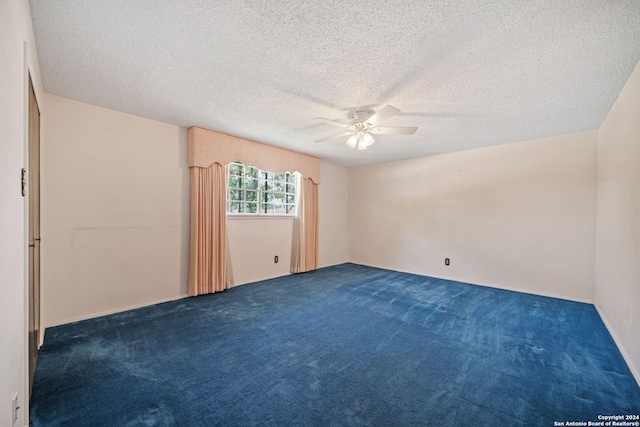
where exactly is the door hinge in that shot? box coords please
[21,168,26,197]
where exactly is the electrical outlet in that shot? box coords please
[12,392,19,425]
[274,255,278,263]
[445,258,450,266]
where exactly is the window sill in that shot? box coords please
[226,215,295,221]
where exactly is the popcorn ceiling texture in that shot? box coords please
[30,0,640,167]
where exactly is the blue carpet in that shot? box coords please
[31,263,640,426]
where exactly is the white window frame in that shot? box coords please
[226,162,297,216]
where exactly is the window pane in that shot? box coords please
[229,163,243,176]
[245,202,258,214]
[273,193,285,204]
[228,189,242,201]
[286,194,295,204]
[245,190,257,202]
[273,181,286,193]
[261,203,274,214]
[244,177,258,190]
[287,174,296,184]
[228,176,241,189]
[228,201,240,213]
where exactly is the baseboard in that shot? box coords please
[231,272,292,287]
[232,261,355,288]
[452,275,593,304]
[48,267,341,326]
[594,303,640,388]
[45,294,191,328]
[349,261,594,304]
[230,264,348,288]
[319,260,350,269]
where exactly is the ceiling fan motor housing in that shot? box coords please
[350,109,372,121]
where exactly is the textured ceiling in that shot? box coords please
[30,0,640,167]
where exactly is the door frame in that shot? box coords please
[27,73,41,397]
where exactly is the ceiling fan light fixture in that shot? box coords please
[363,132,374,147]
[346,134,358,148]
[346,132,370,149]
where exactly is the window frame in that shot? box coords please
[226,162,297,217]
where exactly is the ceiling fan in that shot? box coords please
[314,105,418,150]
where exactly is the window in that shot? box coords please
[227,162,296,215]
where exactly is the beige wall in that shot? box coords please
[42,94,190,327]
[227,217,294,286]
[595,59,640,381]
[349,131,598,302]
[41,94,350,319]
[227,161,349,286]
[318,162,349,267]
[0,0,43,424]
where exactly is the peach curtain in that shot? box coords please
[290,176,319,273]
[188,162,230,296]
[188,126,321,283]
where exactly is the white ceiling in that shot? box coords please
[30,0,640,167]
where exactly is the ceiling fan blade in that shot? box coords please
[314,117,353,129]
[314,131,353,143]
[365,105,401,126]
[370,126,418,135]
